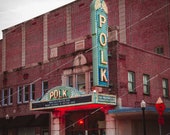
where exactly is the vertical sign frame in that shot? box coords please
[91,0,109,87]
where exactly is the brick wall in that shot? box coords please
[119,43,170,107]
[126,0,170,57]
[5,26,22,71]
[105,0,119,27]
[71,0,91,39]
[1,0,169,72]
[0,40,2,73]
[25,16,43,66]
[48,7,67,46]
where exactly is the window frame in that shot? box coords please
[2,88,13,106]
[8,88,13,105]
[155,46,164,55]
[68,75,73,87]
[23,85,30,103]
[162,78,169,98]
[17,86,23,104]
[30,83,35,101]
[63,66,93,93]
[2,89,8,106]
[42,81,48,96]
[76,73,85,90]
[128,71,136,93]
[143,74,150,95]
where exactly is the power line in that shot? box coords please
[119,67,170,98]
[0,2,170,131]
[1,0,169,107]
[119,2,170,35]
[0,45,95,104]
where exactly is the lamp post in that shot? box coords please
[141,100,146,135]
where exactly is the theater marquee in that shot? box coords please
[30,86,116,111]
[91,0,109,87]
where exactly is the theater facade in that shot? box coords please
[0,0,170,135]
[30,86,116,135]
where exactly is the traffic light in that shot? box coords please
[78,119,84,125]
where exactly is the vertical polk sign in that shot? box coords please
[91,0,109,87]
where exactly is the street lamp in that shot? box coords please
[141,100,146,135]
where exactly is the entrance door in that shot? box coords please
[66,110,105,135]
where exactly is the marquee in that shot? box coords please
[30,86,116,111]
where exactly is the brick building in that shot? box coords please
[0,0,170,135]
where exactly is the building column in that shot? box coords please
[105,114,116,135]
[51,112,65,135]
[2,33,6,72]
[119,0,127,44]
[22,23,26,67]
[66,5,72,42]
[43,13,48,63]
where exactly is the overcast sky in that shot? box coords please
[0,0,75,39]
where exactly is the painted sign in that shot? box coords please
[97,94,116,104]
[91,0,109,87]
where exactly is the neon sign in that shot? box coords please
[91,0,109,87]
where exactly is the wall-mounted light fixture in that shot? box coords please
[5,114,9,120]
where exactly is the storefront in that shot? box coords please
[0,113,49,135]
[30,86,116,135]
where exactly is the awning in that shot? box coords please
[109,107,170,115]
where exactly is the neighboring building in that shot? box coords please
[0,0,170,135]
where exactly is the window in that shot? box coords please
[65,70,92,93]
[143,74,150,95]
[30,84,35,101]
[23,85,29,102]
[9,88,13,105]
[64,65,92,93]
[128,71,135,92]
[42,81,48,96]
[76,74,85,90]
[18,84,35,104]
[2,89,8,106]
[90,72,93,88]
[18,86,23,104]
[155,47,164,55]
[2,88,13,106]
[68,76,73,87]
[162,78,169,98]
